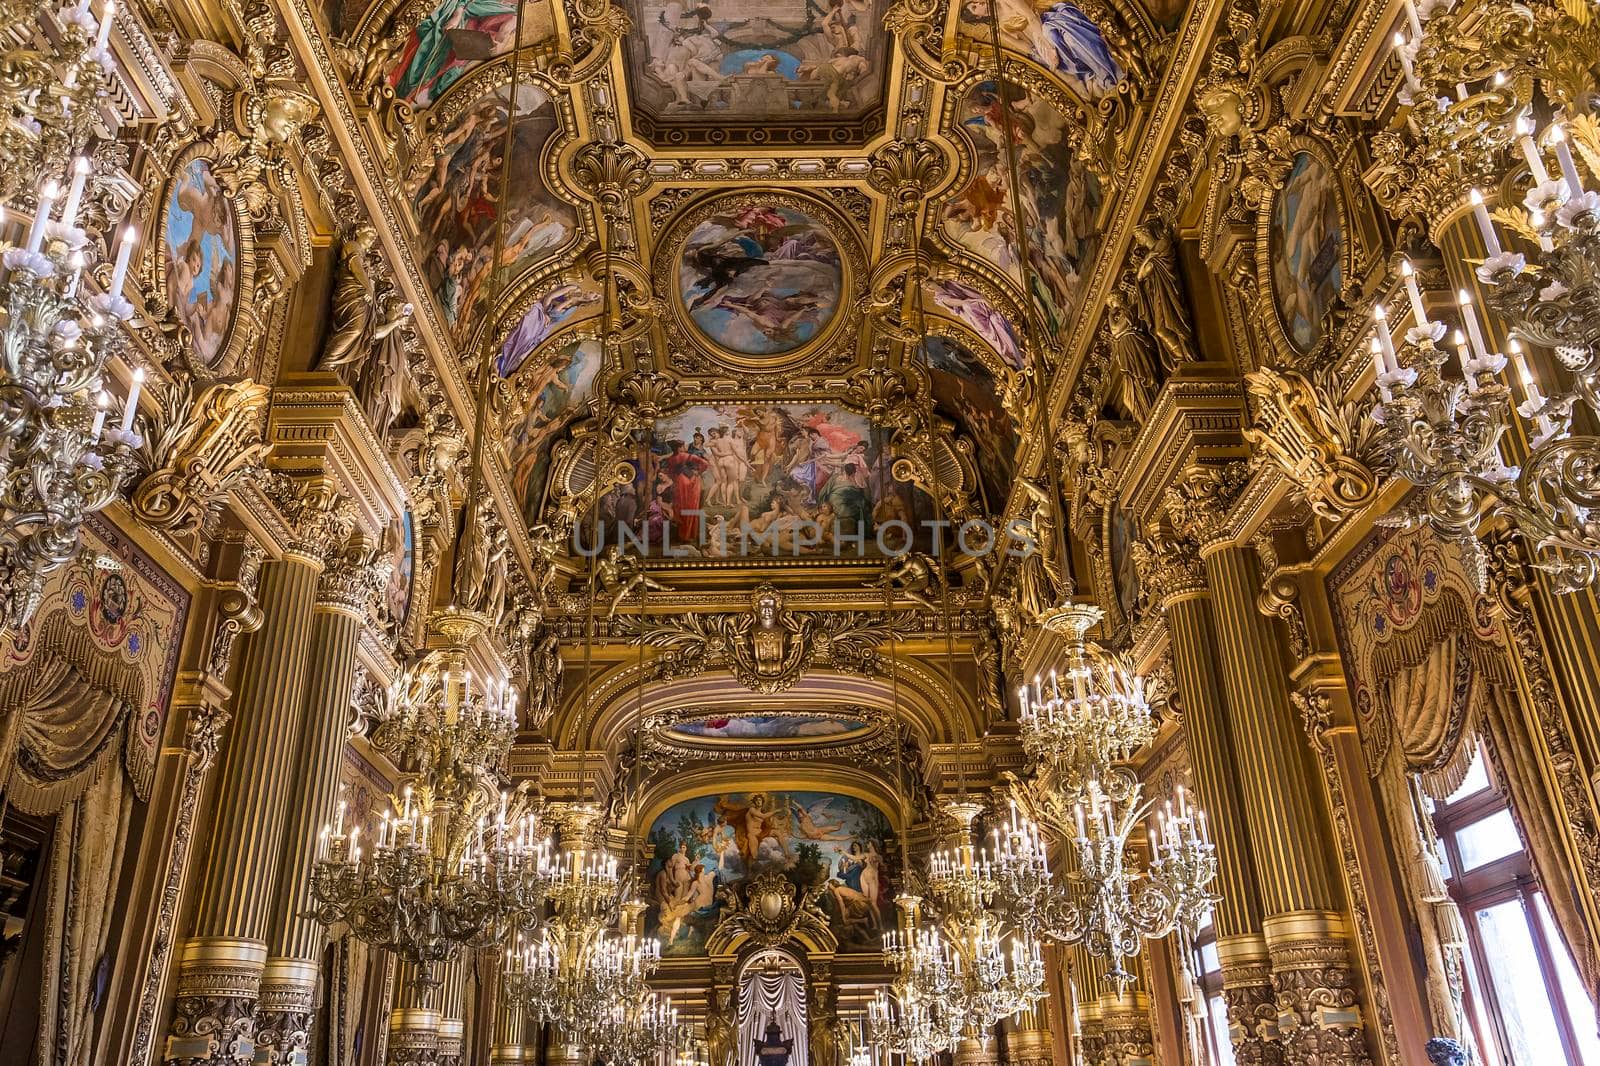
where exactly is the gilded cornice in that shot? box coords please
[266,376,409,538]
[1117,366,1250,524]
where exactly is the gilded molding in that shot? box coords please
[1132,531,1208,608]
[1164,461,1252,550]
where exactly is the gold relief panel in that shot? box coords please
[652,189,868,376]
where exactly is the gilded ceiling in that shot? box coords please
[318,0,1179,622]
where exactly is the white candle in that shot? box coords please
[1469,189,1502,257]
[120,367,143,431]
[1373,305,1400,372]
[1400,259,1429,325]
[60,158,90,228]
[1451,329,1477,393]
[1393,33,1421,93]
[1519,114,1550,185]
[1403,0,1423,39]
[94,0,115,49]
[1508,338,1544,407]
[1551,124,1586,196]
[1458,289,1492,363]
[109,227,135,295]
[90,391,108,442]
[26,181,59,254]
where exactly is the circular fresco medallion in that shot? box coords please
[1267,150,1344,355]
[163,158,241,367]
[675,201,843,357]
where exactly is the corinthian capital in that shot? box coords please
[266,473,358,560]
[1164,462,1250,548]
[317,534,392,616]
[1132,531,1206,608]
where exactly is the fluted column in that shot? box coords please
[1134,531,1280,1066]
[437,961,466,1066]
[1002,1003,1051,1066]
[165,549,324,1065]
[258,536,384,1065]
[1068,944,1106,1066]
[1096,962,1154,1066]
[488,995,531,1066]
[387,965,441,1066]
[1169,464,1370,1065]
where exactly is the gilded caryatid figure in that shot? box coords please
[1132,219,1197,373]
[315,225,411,380]
[1105,288,1160,420]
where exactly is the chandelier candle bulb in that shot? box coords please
[108,227,135,297]
[1400,259,1431,326]
[119,367,142,431]
[1459,290,1493,368]
[89,391,107,442]
[1373,306,1400,372]
[1402,0,1423,40]
[1551,123,1585,197]
[1394,33,1422,94]
[59,158,90,229]
[26,181,58,255]
[1519,114,1551,185]
[94,1,115,49]
[1469,189,1503,257]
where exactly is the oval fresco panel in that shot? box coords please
[668,714,869,741]
[164,158,240,367]
[676,203,843,357]
[1268,151,1343,354]
[645,789,894,955]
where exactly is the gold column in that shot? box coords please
[1096,961,1154,1066]
[1003,1003,1052,1066]
[1134,531,1279,1066]
[488,994,530,1066]
[1069,944,1105,1066]
[387,964,441,1066]
[258,535,382,1066]
[1170,463,1370,1066]
[437,961,466,1066]
[165,531,328,1065]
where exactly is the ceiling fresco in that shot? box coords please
[620,0,894,144]
[384,0,558,106]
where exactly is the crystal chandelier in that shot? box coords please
[869,800,1046,1058]
[312,616,547,988]
[503,807,683,1063]
[1371,0,1600,591]
[994,605,1217,985]
[1,0,145,633]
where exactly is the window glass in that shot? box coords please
[1535,893,1600,1065]
[1447,752,1492,804]
[1475,899,1567,1063]
[1198,940,1220,975]
[1206,995,1235,1066]
[1459,945,1504,1066]
[1455,809,1523,871]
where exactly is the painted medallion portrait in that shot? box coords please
[645,790,895,955]
[676,203,843,356]
[625,0,889,128]
[410,82,577,338]
[385,509,416,628]
[164,159,240,367]
[1269,151,1343,354]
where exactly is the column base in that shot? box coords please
[165,938,268,1066]
[254,957,319,1066]
[437,1016,464,1066]
[489,1047,533,1065]
[1219,935,1284,1066]
[952,1034,999,1066]
[387,1007,441,1066]
[1098,997,1154,1066]
[1265,913,1371,1066]
[1005,1028,1052,1066]
[545,1032,587,1066]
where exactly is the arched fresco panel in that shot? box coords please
[501,336,603,527]
[920,336,1019,515]
[955,0,1124,100]
[940,79,1103,340]
[384,0,557,106]
[407,80,577,339]
[644,789,895,956]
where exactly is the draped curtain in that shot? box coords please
[738,967,808,1066]
[0,637,143,1066]
[1374,627,1600,1023]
